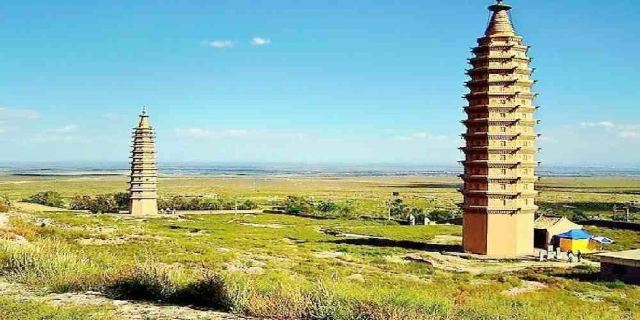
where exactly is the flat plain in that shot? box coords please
[0,175,638,319]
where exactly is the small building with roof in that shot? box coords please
[534,215,583,249]
[596,250,640,284]
[555,229,596,253]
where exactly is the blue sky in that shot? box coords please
[0,0,639,166]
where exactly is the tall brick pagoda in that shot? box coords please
[128,107,159,216]
[460,0,539,256]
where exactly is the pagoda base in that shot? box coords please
[129,198,158,216]
[463,212,534,257]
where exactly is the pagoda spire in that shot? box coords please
[485,0,515,36]
[138,106,151,129]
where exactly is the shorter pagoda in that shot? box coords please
[128,107,158,215]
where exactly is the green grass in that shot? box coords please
[0,211,637,319]
[0,175,638,319]
[0,296,115,320]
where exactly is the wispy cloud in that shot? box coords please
[175,127,248,138]
[31,132,88,144]
[396,132,449,141]
[219,129,248,137]
[572,120,640,140]
[175,127,211,138]
[0,107,40,120]
[251,37,271,46]
[103,112,124,121]
[619,130,640,139]
[203,40,234,49]
[579,121,615,129]
[51,125,78,133]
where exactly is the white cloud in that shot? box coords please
[175,127,211,138]
[396,132,449,141]
[103,113,124,121]
[619,130,640,139]
[219,129,248,137]
[574,121,640,140]
[31,133,88,144]
[174,128,249,138]
[579,121,615,129]
[203,40,234,48]
[52,125,78,133]
[0,107,40,120]
[251,37,271,46]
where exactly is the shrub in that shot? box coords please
[70,193,128,213]
[571,210,589,222]
[335,200,357,218]
[389,198,406,217]
[113,192,130,211]
[316,200,338,213]
[283,196,313,214]
[428,210,455,222]
[89,195,119,214]
[69,195,93,210]
[158,196,256,211]
[176,273,229,309]
[23,191,64,208]
[0,196,11,212]
[237,199,258,210]
[106,264,178,301]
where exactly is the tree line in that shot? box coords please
[22,191,258,214]
[280,195,459,222]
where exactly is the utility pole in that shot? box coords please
[626,204,631,222]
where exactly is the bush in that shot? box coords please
[70,194,128,213]
[283,196,313,214]
[158,196,257,211]
[69,195,93,210]
[0,196,11,212]
[113,192,130,211]
[237,199,258,210]
[176,273,229,309]
[106,264,177,301]
[571,210,589,222]
[24,191,64,208]
[89,195,119,214]
[428,210,455,222]
[316,200,338,213]
[389,198,406,217]
[335,200,357,218]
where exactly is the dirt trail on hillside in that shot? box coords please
[406,252,598,275]
[0,280,255,320]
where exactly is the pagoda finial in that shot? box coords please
[486,0,515,35]
[489,0,512,12]
[138,106,151,128]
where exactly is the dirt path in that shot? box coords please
[406,252,599,275]
[0,279,255,320]
[12,202,68,213]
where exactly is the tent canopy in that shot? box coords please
[555,229,592,240]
